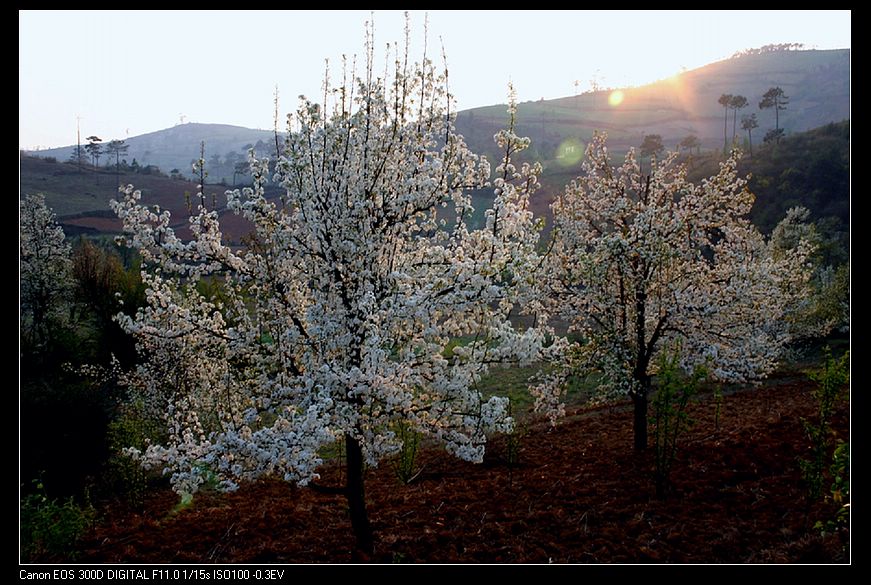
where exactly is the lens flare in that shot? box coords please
[555,138,585,167]
[608,90,625,107]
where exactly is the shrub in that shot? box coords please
[20,480,94,562]
[105,400,164,507]
[652,352,706,498]
[392,421,422,485]
[800,348,849,501]
[812,440,849,560]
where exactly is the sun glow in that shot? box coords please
[608,90,624,107]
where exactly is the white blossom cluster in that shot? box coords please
[20,194,73,346]
[111,50,548,495]
[769,206,848,338]
[535,132,814,414]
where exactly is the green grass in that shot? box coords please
[476,364,542,414]
[477,363,602,417]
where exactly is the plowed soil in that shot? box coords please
[79,379,850,563]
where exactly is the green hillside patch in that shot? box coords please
[686,120,849,245]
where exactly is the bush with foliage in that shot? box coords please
[20,480,94,562]
[813,441,849,537]
[391,420,422,485]
[105,399,165,507]
[800,348,849,501]
[652,352,706,498]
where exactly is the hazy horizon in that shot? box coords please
[20,10,850,150]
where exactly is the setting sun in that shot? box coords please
[608,89,625,106]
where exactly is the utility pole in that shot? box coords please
[76,115,82,172]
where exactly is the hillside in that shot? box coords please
[20,116,850,247]
[28,123,276,184]
[19,156,255,243]
[26,50,848,189]
[455,49,849,165]
[21,50,849,242]
[689,120,850,237]
[512,119,849,241]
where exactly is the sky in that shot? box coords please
[19,10,850,150]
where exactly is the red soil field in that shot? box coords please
[78,379,849,563]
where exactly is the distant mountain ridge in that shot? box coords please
[29,123,276,184]
[454,48,849,164]
[27,49,848,181]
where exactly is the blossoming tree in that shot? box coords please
[534,133,812,450]
[112,29,546,555]
[20,194,72,352]
[768,206,849,338]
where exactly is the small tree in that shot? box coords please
[84,136,103,170]
[207,153,223,176]
[69,146,87,170]
[652,351,706,498]
[112,30,546,556]
[535,133,813,450]
[741,113,758,156]
[71,239,144,366]
[759,87,789,139]
[639,134,664,174]
[105,139,130,187]
[800,349,849,501]
[679,135,700,155]
[193,142,208,209]
[764,128,785,145]
[224,150,242,166]
[640,134,664,159]
[729,95,748,143]
[20,195,73,351]
[718,94,733,151]
[232,161,249,186]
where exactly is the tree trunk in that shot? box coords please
[632,376,650,452]
[345,433,374,558]
[732,109,737,143]
[633,280,650,452]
